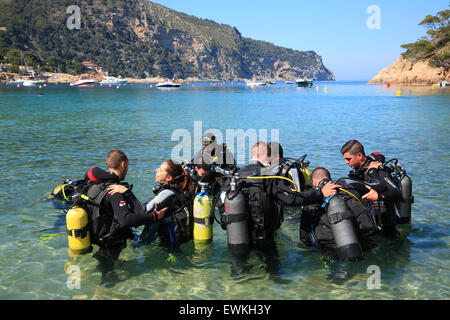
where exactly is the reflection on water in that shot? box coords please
[0,82,449,299]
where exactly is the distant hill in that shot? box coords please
[0,0,335,80]
[370,8,449,84]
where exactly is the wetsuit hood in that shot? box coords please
[85,167,120,183]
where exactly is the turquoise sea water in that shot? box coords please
[0,81,448,300]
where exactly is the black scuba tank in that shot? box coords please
[222,174,250,256]
[395,172,413,224]
[327,195,363,261]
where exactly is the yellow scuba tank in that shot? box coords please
[301,166,312,186]
[193,181,214,243]
[66,206,91,251]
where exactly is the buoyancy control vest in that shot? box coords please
[238,163,283,237]
[301,178,378,255]
[74,168,133,247]
[348,154,399,230]
[149,184,194,245]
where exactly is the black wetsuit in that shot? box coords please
[239,160,324,246]
[193,142,236,170]
[349,159,402,230]
[300,178,378,251]
[84,167,159,276]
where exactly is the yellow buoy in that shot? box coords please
[431,84,437,88]
[324,87,328,92]
[396,90,402,96]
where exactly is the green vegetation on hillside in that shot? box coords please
[0,0,333,80]
[401,8,449,69]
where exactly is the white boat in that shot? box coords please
[246,76,266,87]
[70,79,96,87]
[439,81,449,87]
[296,78,314,87]
[100,76,128,86]
[285,81,295,84]
[156,79,181,88]
[9,79,25,85]
[22,79,45,87]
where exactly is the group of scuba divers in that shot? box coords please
[52,136,413,275]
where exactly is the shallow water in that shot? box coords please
[0,81,448,300]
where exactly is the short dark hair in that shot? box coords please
[269,141,283,159]
[311,167,331,183]
[193,155,212,171]
[106,150,128,170]
[340,140,365,156]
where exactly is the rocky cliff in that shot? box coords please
[369,56,449,85]
[0,0,334,81]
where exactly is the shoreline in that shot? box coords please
[0,71,257,84]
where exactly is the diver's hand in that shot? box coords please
[321,182,341,198]
[107,184,129,195]
[362,185,379,201]
[156,207,168,220]
[365,161,382,174]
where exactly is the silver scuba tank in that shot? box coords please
[222,174,250,256]
[389,161,413,224]
[396,169,413,224]
[327,195,363,261]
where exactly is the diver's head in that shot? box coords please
[156,160,184,184]
[106,150,129,181]
[311,167,331,186]
[341,139,367,169]
[193,153,213,177]
[201,132,216,148]
[251,141,271,165]
[269,141,283,166]
[195,164,211,178]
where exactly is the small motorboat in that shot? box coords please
[100,76,128,86]
[246,76,266,87]
[9,79,25,85]
[156,79,181,88]
[439,81,449,87]
[285,80,295,84]
[296,78,314,87]
[70,79,96,87]
[22,79,45,87]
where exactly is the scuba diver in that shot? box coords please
[107,159,195,251]
[219,142,341,255]
[340,140,405,231]
[61,150,167,284]
[193,132,236,170]
[300,167,379,261]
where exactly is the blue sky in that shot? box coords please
[151,0,449,81]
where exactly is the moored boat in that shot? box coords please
[156,79,181,88]
[70,79,96,87]
[246,76,266,87]
[296,78,314,87]
[100,76,128,86]
[22,79,45,87]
